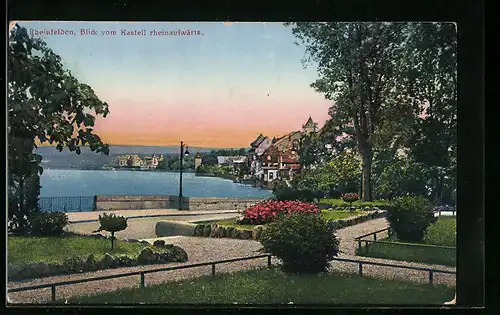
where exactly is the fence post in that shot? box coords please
[429,270,434,286]
[50,198,54,212]
[267,255,272,268]
[211,264,216,276]
[374,233,377,241]
[140,272,145,288]
[358,262,363,276]
[79,197,82,212]
[51,285,56,302]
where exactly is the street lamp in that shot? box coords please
[179,141,190,210]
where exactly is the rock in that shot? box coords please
[127,238,140,243]
[241,230,253,240]
[230,229,242,239]
[171,246,188,262]
[63,256,85,273]
[226,227,235,237]
[153,240,166,248]
[137,247,155,265]
[202,225,211,237]
[252,227,263,240]
[30,262,50,277]
[47,263,60,276]
[219,227,227,238]
[209,224,219,237]
[100,253,115,269]
[140,241,151,247]
[86,254,98,271]
[194,224,205,236]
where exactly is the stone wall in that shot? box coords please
[95,196,265,211]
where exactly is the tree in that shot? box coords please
[286,22,410,201]
[292,150,361,197]
[94,213,128,250]
[401,23,457,205]
[286,22,456,201]
[8,25,110,234]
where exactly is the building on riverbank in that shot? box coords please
[116,153,164,170]
[252,116,319,189]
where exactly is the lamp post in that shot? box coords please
[179,141,190,210]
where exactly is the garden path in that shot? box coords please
[66,213,239,240]
[8,218,456,304]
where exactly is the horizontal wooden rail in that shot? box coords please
[354,227,390,241]
[359,239,456,250]
[330,257,455,285]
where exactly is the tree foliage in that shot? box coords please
[94,213,128,250]
[285,22,457,202]
[292,150,360,197]
[8,24,110,234]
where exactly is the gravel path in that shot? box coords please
[67,209,239,223]
[67,214,238,240]
[8,218,456,304]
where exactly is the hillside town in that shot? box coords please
[111,116,323,190]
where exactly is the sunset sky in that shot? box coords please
[17,21,332,148]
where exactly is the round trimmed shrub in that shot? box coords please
[386,196,435,242]
[259,212,339,274]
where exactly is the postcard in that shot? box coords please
[7,21,457,306]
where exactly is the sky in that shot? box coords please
[16,21,332,148]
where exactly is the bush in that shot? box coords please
[386,196,435,242]
[240,200,320,225]
[273,182,316,202]
[30,212,69,236]
[342,193,359,203]
[94,213,128,250]
[259,212,340,274]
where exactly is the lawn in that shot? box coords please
[8,234,146,265]
[61,267,455,305]
[356,217,456,266]
[196,210,364,230]
[319,198,389,208]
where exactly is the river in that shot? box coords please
[40,169,272,198]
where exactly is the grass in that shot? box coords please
[196,210,364,230]
[8,234,146,265]
[356,217,456,266]
[61,267,455,305]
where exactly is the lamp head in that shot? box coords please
[184,146,190,156]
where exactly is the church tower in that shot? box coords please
[302,116,318,134]
[194,152,202,170]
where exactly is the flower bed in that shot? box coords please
[240,200,320,225]
[7,234,188,281]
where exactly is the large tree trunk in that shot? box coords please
[360,151,373,201]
